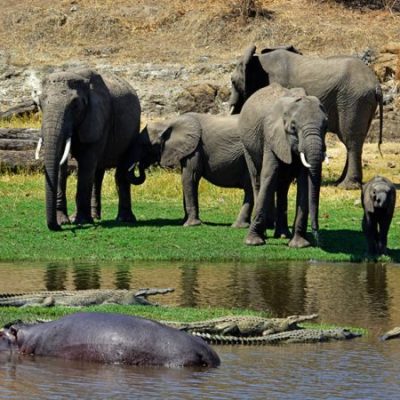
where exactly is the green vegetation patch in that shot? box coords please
[0,171,399,263]
[0,305,367,335]
[0,305,268,327]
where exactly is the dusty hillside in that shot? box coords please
[0,0,399,129]
[1,0,399,65]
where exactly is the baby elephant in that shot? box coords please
[130,113,253,228]
[361,176,396,255]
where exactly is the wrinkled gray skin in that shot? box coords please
[0,312,220,368]
[239,85,328,247]
[133,113,253,227]
[361,176,396,255]
[230,45,383,189]
[40,68,143,231]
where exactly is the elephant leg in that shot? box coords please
[335,155,348,185]
[337,105,373,189]
[71,153,97,225]
[337,145,363,189]
[362,214,378,254]
[274,167,292,239]
[56,161,70,225]
[91,168,105,220]
[245,153,279,246]
[115,165,136,223]
[232,182,253,228]
[288,169,310,248]
[181,154,202,227]
[243,147,260,204]
[377,218,391,255]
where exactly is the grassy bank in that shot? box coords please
[0,144,399,263]
[0,304,268,327]
[0,304,366,335]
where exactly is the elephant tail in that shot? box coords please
[376,85,383,157]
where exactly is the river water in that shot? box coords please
[0,260,400,399]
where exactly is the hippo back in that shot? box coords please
[12,312,220,368]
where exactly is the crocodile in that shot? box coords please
[162,314,319,336]
[381,326,400,341]
[0,288,175,307]
[190,328,362,345]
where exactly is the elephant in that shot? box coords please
[229,45,383,189]
[238,84,328,247]
[37,68,143,231]
[130,112,254,228]
[0,312,220,368]
[361,175,396,255]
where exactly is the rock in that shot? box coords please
[382,42,400,55]
[175,83,230,114]
[373,53,398,82]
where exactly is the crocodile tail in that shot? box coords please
[191,332,268,345]
[376,84,383,157]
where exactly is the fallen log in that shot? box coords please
[0,128,41,171]
[0,100,39,120]
[0,150,42,172]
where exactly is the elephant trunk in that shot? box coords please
[128,162,146,185]
[42,112,71,231]
[302,131,324,243]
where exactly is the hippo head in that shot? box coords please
[0,329,17,351]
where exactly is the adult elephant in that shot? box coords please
[239,85,328,247]
[129,113,253,228]
[38,68,143,231]
[229,45,383,189]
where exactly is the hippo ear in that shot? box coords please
[159,115,201,168]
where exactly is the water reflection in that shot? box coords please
[0,261,400,333]
[45,263,68,290]
[2,260,400,399]
[1,341,400,399]
[73,264,101,290]
[114,265,132,290]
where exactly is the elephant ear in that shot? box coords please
[159,114,201,168]
[242,44,257,65]
[260,45,302,55]
[265,100,293,165]
[362,181,375,213]
[241,45,268,98]
[77,70,111,143]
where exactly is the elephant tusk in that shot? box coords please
[35,137,43,160]
[128,162,136,172]
[59,137,71,166]
[229,105,235,115]
[324,152,330,165]
[300,152,311,168]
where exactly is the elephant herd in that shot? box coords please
[36,45,396,255]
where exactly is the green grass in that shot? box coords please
[0,305,367,335]
[0,304,268,327]
[0,170,399,263]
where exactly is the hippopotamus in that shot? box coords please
[0,312,220,368]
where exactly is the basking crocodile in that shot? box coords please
[163,314,320,336]
[190,328,361,345]
[162,314,361,344]
[381,326,400,341]
[0,288,175,307]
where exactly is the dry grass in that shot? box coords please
[0,113,41,128]
[1,0,399,66]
